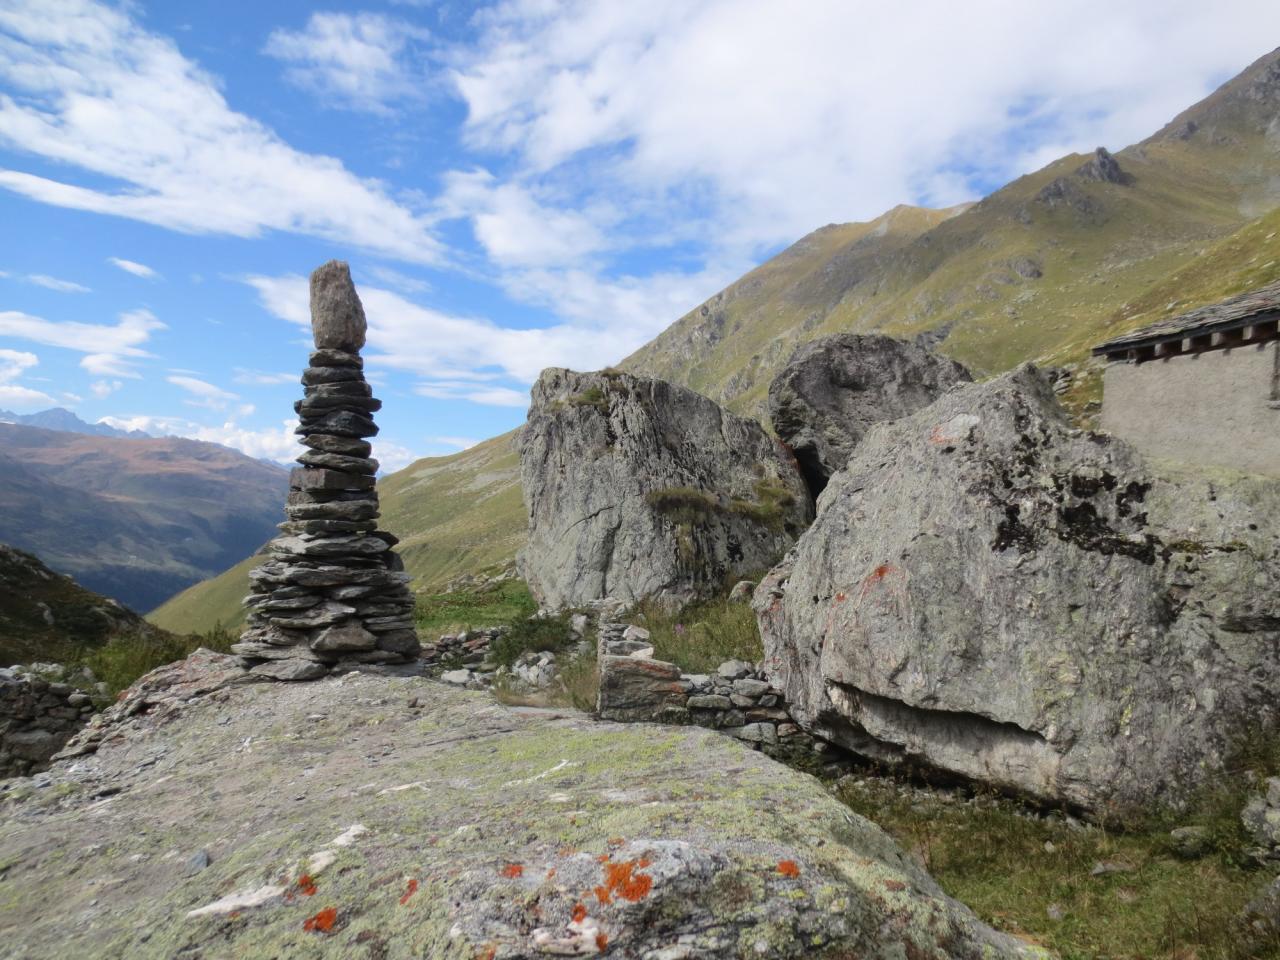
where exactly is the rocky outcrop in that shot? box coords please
[235,262,419,678]
[518,368,812,610]
[1074,147,1132,185]
[1,651,1042,959]
[767,335,971,495]
[755,365,1280,812]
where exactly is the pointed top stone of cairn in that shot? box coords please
[309,260,367,354]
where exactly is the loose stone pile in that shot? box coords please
[233,261,420,680]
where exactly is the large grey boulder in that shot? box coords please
[755,364,1280,812]
[2,652,1043,959]
[768,334,971,495]
[518,368,812,610]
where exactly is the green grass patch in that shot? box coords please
[488,611,577,668]
[834,734,1280,960]
[568,385,609,412]
[639,596,762,673]
[414,579,537,637]
[729,476,798,530]
[76,623,236,699]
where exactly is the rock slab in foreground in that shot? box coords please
[767,333,971,496]
[518,367,812,611]
[756,365,1280,812]
[0,651,1041,959]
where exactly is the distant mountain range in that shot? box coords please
[0,423,288,613]
[0,406,150,439]
[157,46,1280,634]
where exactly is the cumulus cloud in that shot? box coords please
[167,374,239,411]
[106,257,158,279]
[0,307,164,378]
[450,0,1280,255]
[99,414,304,464]
[245,270,716,400]
[0,0,443,264]
[264,12,431,114]
[0,347,54,409]
[90,379,122,398]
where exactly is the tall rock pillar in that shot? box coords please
[233,261,420,680]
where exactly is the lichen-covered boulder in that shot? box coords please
[518,368,812,611]
[767,334,971,495]
[755,365,1280,812]
[0,653,1043,959]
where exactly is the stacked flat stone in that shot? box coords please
[233,261,420,681]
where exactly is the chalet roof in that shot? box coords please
[1093,278,1280,358]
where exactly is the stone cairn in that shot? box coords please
[232,261,420,681]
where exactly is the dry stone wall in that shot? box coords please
[0,663,97,776]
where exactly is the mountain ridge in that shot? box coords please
[0,423,289,612]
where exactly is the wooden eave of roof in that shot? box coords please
[1092,280,1280,359]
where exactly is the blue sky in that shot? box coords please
[1,1,1277,471]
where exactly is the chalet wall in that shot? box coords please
[1102,340,1280,477]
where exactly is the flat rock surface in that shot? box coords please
[0,652,1040,959]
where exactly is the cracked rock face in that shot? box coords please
[767,334,971,496]
[755,365,1280,812]
[518,368,813,611]
[0,652,1041,959]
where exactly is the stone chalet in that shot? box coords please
[1092,280,1280,477]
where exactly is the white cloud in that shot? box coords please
[450,0,1280,258]
[26,273,90,293]
[430,435,479,450]
[106,257,158,279]
[371,439,417,473]
[245,270,713,399]
[264,12,430,115]
[167,374,239,410]
[0,307,164,378]
[0,347,53,409]
[99,414,303,464]
[367,265,431,294]
[438,170,608,268]
[0,0,443,264]
[233,368,296,386]
[90,379,122,398]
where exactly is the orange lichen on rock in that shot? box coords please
[500,863,524,879]
[883,878,907,892]
[297,874,317,897]
[399,878,419,905]
[777,860,801,878]
[302,906,337,933]
[599,859,654,903]
[571,903,588,923]
[595,932,609,951]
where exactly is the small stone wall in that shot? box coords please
[0,664,99,777]
[595,623,826,764]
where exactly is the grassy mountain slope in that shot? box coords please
[621,47,1280,418]
[0,424,287,611]
[149,431,525,632]
[149,48,1280,635]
